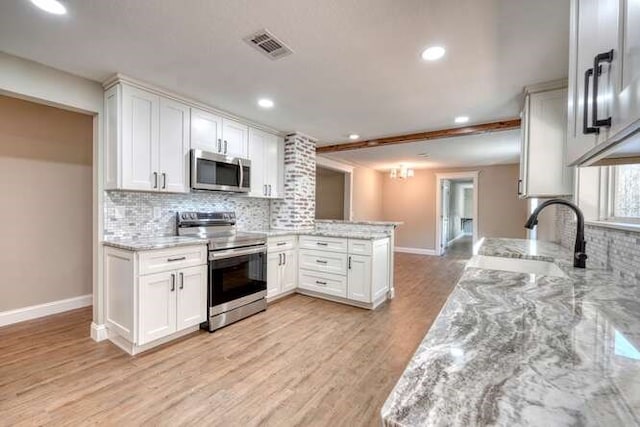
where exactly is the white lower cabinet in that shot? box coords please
[104,244,207,354]
[297,236,390,308]
[266,236,298,300]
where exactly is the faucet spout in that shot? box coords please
[524,199,587,268]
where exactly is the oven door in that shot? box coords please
[191,149,251,193]
[208,245,267,314]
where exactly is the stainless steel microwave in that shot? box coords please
[190,149,251,193]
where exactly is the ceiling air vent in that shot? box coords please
[244,29,293,60]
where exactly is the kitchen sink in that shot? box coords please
[466,255,568,278]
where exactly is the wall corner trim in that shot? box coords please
[91,322,108,342]
[394,247,438,256]
[0,294,93,328]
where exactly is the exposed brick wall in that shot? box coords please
[270,133,316,229]
[556,206,640,284]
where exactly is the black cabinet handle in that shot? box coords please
[162,173,166,189]
[316,259,328,264]
[583,68,599,135]
[179,272,184,290]
[517,179,522,196]
[592,50,614,129]
[283,253,287,265]
[170,273,175,292]
[278,253,282,266]
[315,280,327,286]
[153,172,158,188]
[168,256,186,262]
[348,256,352,270]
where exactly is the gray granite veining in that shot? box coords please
[382,238,640,426]
[241,228,391,240]
[103,236,208,251]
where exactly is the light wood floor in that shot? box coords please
[0,253,467,426]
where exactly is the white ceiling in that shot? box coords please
[0,0,569,145]
[324,129,521,170]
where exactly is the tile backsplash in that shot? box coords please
[556,206,640,284]
[104,190,270,239]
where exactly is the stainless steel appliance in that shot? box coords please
[177,211,267,331]
[190,149,251,193]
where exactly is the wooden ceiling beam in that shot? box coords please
[316,119,521,153]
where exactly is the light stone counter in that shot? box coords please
[382,238,640,426]
[102,236,208,251]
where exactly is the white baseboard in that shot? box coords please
[394,247,438,256]
[0,294,92,328]
[91,322,108,342]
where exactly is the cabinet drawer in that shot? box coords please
[348,239,373,255]
[138,245,207,275]
[268,235,297,252]
[299,249,347,275]
[299,235,347,253]
[298,270,347,298]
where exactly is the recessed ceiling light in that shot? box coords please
[454,116,470,124]
[30,0,67,15]
[421,46,446,61]
[348,134,360,140]
[257,98,274,108]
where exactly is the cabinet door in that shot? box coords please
[267,251,282,298]
[139,271,177,345]
[191,108,222,153]
[159,98,190,193]
[519,96,530,197]
[248,127,267,198]
[612,0,640,138]
[264,134,283,198]
[222,118,249,158]
[121,85,160,191]
[281,250,297,292]
[347,255,371,303]
[176,265,207,330]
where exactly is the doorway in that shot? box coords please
[435,172,479,257]
[315,157,353,221]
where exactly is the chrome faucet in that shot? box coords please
[524,199,587,268]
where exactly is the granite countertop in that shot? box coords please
[315,219,403,227]
[103,236,209,251]
[382,238,640,426]
[242,228,391,240]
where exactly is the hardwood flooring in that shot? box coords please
[0,253,468,426]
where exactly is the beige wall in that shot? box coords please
[0,95,93,311]
[382,164,528,250]
[351,166,384,221]
[316,167,345,220]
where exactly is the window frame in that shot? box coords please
[604,165,640,224]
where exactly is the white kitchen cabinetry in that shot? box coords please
[266,236,297,300]
[104,244,207,354]
[248,128,284,198]
[190,108,222,153]
[519,83,573,198]
[222,118,249,158]
[567,0,640,165]
[297,236,390,309]
[104,83,190,193]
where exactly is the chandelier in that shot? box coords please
[389,165,415,179]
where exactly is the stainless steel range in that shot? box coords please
[177,211,267,331]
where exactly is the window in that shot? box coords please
[612,164,640,219]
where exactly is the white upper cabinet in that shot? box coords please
[120,84,159,191]
[159,98,190,193]
[222,118,249,158]
[519,84,573,198]
[568,0,640,165]
[105,82,190,193]
[190,108,222,153]
[248,127,284,198]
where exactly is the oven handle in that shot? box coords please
[209,245,266,261]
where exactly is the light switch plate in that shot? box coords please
[115,206,125,219]
[153,207,162,219]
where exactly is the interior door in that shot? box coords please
[159,98,190,193]
[441,180,451,252]
[121,84,159,191]
[222,118,249,158]
[190,108,222,153]
[176,265,207,330]
[138,271,177,345]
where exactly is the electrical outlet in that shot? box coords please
[115,206,125,219]
[153,207,162,219]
